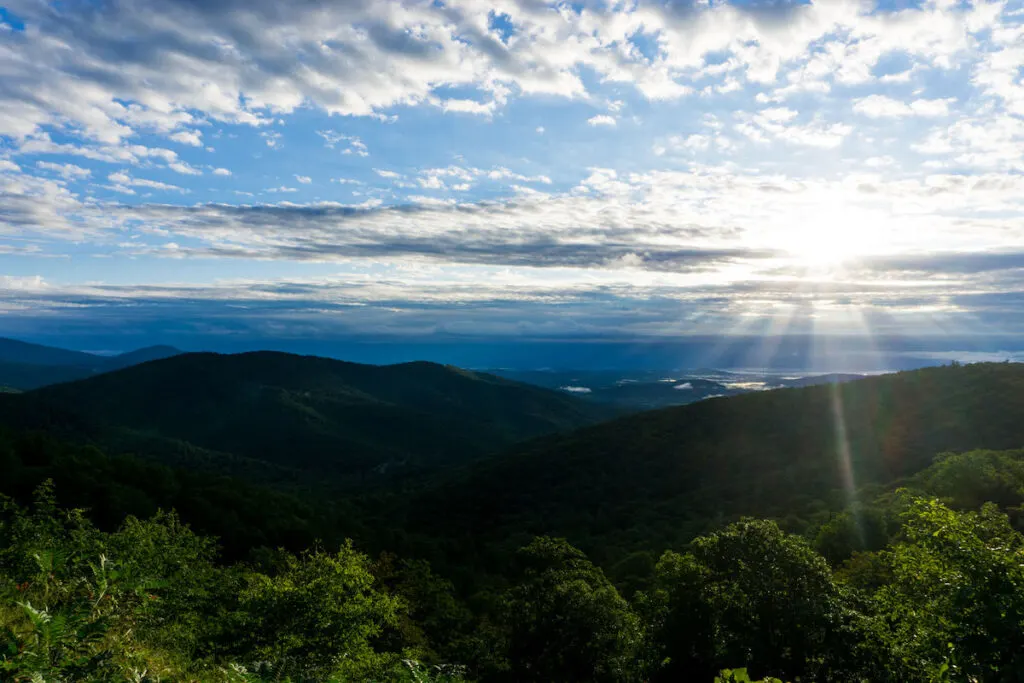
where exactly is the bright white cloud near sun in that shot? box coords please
[1,0,1024,344]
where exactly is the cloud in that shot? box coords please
[674,382,693,390]
[168,161,203,176]
[295,175,312,184]
[560,386,592,394]
[36,161,91,179]
[853,95,955,118]
[0,0,1008,153]
[260,131,282,149]
[736,110,851,148]
[54,192,781,271]
[855,250,1024,276]
[7,264,1024,347]
[105,171,186,193]
[441,98,498,116]
[169,130,203,146]
[317,131,369,157]
[2,0,1024,348]
[587,115,617,127]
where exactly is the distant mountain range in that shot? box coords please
[488,368,867,411]
[0,337,182,390]
[11,350,611,484]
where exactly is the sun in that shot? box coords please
[789,236,849,270]
[781,210,886,275]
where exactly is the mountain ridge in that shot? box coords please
[392,361,1024,569]
[23,350,613,484]
[0,337,183,390]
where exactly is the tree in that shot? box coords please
[872,496,1024,681]
[234,543,405,681]
[644,520,877,682]
[496,537,645,682]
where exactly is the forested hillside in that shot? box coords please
[396,362,1024,573]
[21,351,611,484]
[3,361,1024,680]
[3,450,1024,682]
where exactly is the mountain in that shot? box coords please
[0,361,95,391]
[0,337,101,367]
[776,372,866,388]
[101,345,182,371]
[488,367,867,411]
[25,351,612,483]
[0,338,182,390]
[398,362,1024,567]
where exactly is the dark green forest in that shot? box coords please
[3,356,1024,680]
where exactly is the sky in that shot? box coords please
[1,0,1024,368]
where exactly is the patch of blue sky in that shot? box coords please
[487,10,516,42]
[0,6,25,30]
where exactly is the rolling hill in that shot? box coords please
[0,338,182,390]
[0,337,103,367]
[395,362,1024,568]
[23,351,612,483]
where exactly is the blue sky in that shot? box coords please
[1,0,1024,366]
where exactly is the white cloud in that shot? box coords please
[760,108,798,124]
[737,111,851,149]
[105,171,185,193]
[295,175,312,184]
[854,95,955,118]
[0,0,1008,151]
[260,131,282,149]
[169,130,203,146]
[561,386,592,394]
[587,115,617,127]
[36,162,91,179]
[168,161,202,176]
[3,0,1024,342]
[419,175,445,190]
[441,98,498,116]
[317,131,369,157]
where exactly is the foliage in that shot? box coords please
[0,487,445,682]
[871,496,1024,681]
[643,520,885,682]
[714,669,786,683]
[493,537,645,682]
[913,448,1024,515]
[233,543,405,681]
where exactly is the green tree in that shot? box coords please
[915,449,1024,512]
[873,496,1024,681]
[644,520,877,682]
[496,536,645,682]
[234,542,405,681]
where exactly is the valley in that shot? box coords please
[2,341,1023,681]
